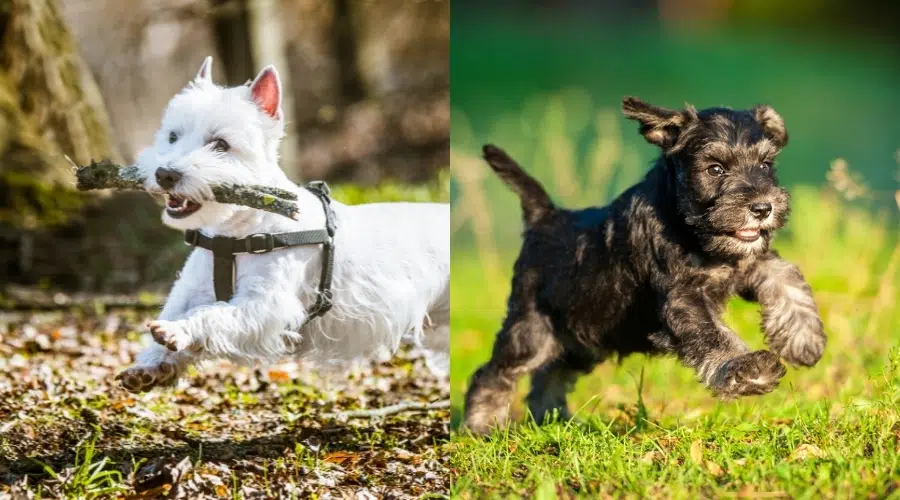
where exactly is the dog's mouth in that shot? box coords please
[166,194,202,218]
[733,228,764,242]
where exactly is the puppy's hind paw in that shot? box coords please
[710,350,787,399]
[116,362,177,393]
[148,320,193,352]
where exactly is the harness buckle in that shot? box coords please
[184,230,199,246]
[245,233,275,254]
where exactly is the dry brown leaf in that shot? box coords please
[705,460,725,477]
[790,443,827,461]
[215,484,228,498]
[640,451,662,464]
[267,370,290,382]
[689,440,703,465]
[324,451,358,465]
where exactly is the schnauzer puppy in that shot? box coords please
[117,57,449,392]
[464,97,825,434]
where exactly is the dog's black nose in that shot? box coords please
[750,202,772,220]
[155,167,182,190]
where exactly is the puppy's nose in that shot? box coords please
[750,202,772,220]
[155,167,182,190]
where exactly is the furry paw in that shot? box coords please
[771,321,826,367]
[710,350,787,399]
[148,320,193,352]
[116,362,177,393]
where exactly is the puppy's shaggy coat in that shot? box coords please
[464,98,825,434]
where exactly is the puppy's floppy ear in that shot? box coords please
[752,105,788,148]
[622,97,693,149]
[195,56,213,84]
[249,65,283,120]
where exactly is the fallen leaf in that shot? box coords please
[791,443,827,461]
[324,451,358,465]
[640,451,662,464]
[267,370,290,382]
[705,460,725,477]
[215,484,228,498]
[690,440,703,465]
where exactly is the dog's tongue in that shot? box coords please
[167,195,185,209]
[736,228,760,239]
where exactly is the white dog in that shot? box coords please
[117,57,449,392]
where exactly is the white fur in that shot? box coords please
[120,58,449,390]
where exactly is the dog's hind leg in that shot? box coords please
[421,286,450,377]
[527,354,593,425]
[662,290,786,399]
[464,310,561,435]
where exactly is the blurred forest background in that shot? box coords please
[0,0,448,298]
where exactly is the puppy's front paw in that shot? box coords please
[710,350,786,399]
[116,362,177,393]
[772,320,826,367]
[149,320,192,352]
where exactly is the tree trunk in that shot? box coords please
[0,0,119,230]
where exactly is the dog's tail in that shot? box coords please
[482,144,554,226]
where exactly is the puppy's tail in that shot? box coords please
[482,144,554,226]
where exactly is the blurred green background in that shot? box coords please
[450,2,900,495]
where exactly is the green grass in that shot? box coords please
[450,187,900,498]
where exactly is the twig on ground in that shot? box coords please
[72,158,300,219]
[324,400,450,420]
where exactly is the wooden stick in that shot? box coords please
[324,400,450,420]
[73,159,301,219]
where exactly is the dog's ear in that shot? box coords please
[249,65,283,120]
[195,56,213,84]
[752,105,788,148]
[622,97,693,149]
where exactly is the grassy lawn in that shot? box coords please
[450,180,900,497]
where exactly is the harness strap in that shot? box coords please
[184,181,336,325]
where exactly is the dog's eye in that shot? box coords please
[760,162,773,172]
[707,165,725,177]
[212,139,230,153]
[168,131,178,144]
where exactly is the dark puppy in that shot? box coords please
[464,97,826,434]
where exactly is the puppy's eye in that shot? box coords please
[211,139,230,153]
[168,131,178,144]
[760,162,773,172]
[707,164,725,177]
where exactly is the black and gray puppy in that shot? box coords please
[464,97,826,434]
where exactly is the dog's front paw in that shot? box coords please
[771,320,826,367]
[710,350,786,399]
[116,362,178,393]
[148,320,193,352]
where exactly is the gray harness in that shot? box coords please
[183,181,336,325]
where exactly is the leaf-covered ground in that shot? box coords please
[0,307,449,499]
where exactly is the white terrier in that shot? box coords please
[117,57,449,392]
